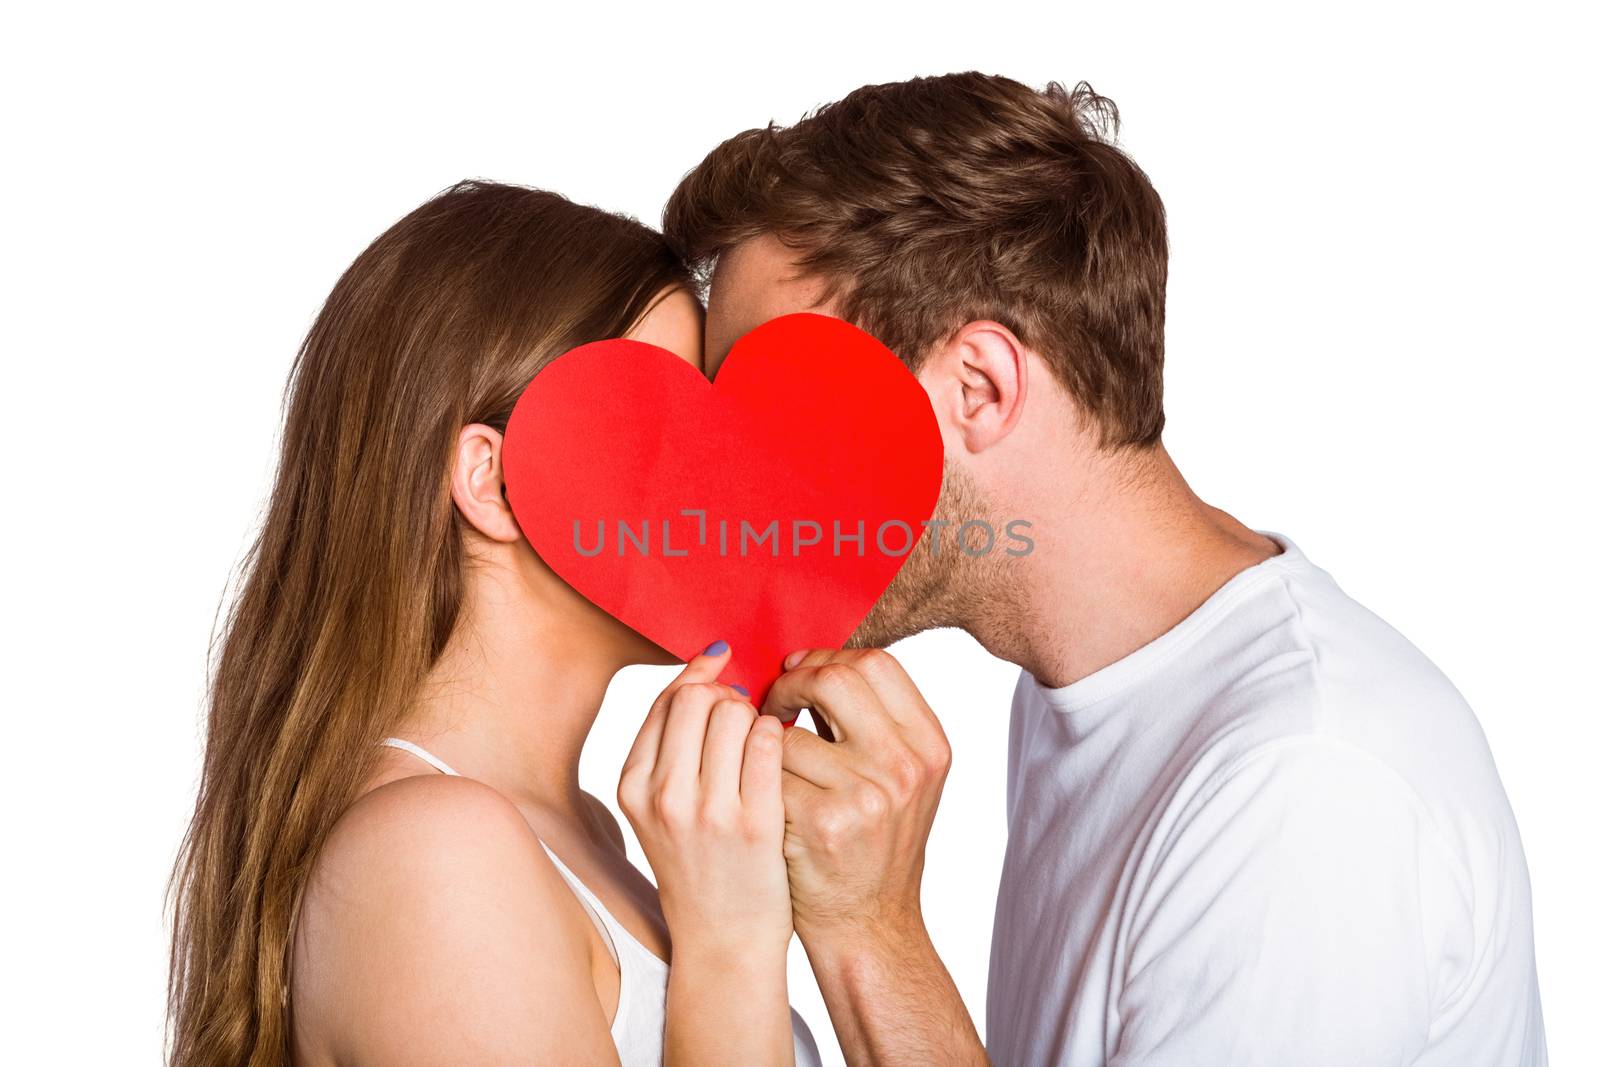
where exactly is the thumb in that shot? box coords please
[623,640,736,780]
[653,639,739,714]
[672,638,732,686]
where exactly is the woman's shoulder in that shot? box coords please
[333,771,543,864]
[292,774,618,1063]
[303,772,580,943]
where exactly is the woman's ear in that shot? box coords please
[450,423,522,543]
[920,320,1028,455]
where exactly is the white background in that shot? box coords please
[4,3,1595,1064]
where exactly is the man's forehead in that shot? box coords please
[703,234,833,377]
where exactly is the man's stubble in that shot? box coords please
[848,460,1016,651]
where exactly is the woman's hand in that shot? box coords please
[618,640,795,1066]
[619,640,792,956]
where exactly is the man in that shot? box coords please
[664,74,1546,1065]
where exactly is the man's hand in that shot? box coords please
[764,648,986,1066]
[764,647,951,944]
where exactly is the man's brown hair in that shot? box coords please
[665,73,1168,448]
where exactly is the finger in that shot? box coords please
[780,769,828,827]
[655,682,723,788]
[624,639,732,778]
[807,708,836,744]
[653,639,735,717]
[741,715,785,821]
[779,722,853,789]
[701,697,757,803]
[784,647,924,729]
[762,662,893,747]
[784,648,950,766]
[620,698,670,784]
[836,648,948,759]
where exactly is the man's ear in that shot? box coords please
[921,320,1028,455]
[450,423,522,543]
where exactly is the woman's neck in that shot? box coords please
[398,552,630,822]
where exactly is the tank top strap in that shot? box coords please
[378,736,460,776]
[538,841,622,967]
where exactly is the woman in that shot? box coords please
[168,180,822,1066]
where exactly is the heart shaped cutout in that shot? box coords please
[502,312,943,706]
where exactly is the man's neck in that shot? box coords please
[973,445,1279,689]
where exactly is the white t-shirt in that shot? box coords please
[986,534,1545,1066]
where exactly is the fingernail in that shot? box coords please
[783,650,807,669]
[731,683,749,697]
[703,639,729,656]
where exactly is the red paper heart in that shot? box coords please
[502,313,942,707]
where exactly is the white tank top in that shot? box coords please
[379,738,822,1067]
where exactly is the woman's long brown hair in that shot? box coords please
[168,180,691,1066]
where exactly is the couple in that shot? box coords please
[169,74,1546,1066]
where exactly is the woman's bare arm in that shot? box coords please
[620,644,798,1067]
[293,774,623,1066]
